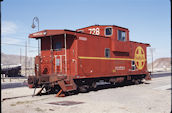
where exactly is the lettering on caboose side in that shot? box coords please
[79,37,87,41]
[32,31,47,36]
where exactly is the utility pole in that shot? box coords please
[149,48,155,73]
[25,41,27,76]
[0,0,3,69]
[31,17,40,76]
[20,48,22,65]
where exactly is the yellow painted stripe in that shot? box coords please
[78,56,133,61]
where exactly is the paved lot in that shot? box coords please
[1,78,27,89]
[1,76,171,113]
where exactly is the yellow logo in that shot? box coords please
[134,46,145,70]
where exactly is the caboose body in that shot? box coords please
[28,25,151,96]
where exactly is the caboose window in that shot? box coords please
[105,48,110,58]
[105,27,112,36]
[118,30,126,41]
[131,60,136,70]
[54,42,62,50]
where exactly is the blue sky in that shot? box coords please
[1,0,171,62]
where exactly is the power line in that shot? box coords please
[2,37,37,41]
[2,34,29,38]
[1,42,38,48]
[2,37,26,41]
[149,48,156,73]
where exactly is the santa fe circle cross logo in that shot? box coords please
[134,46,145,70]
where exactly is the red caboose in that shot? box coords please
[28,25,151,96]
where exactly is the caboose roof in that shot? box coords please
[77,24,129,30]
[29,29,150,46]
[130,41,150,47]
[29,29,106,39]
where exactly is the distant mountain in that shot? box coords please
[1,53,171,74]
[1,53,35,76]
[148,57,171,72]
[1,53,34,67]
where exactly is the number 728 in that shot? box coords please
[88,28,100,35]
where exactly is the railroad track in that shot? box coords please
[151,72,171,78]
[2,95,32,102]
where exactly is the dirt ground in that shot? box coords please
[1,76,171,113]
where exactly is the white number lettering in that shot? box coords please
[88,28,93,34]
[96,28,100,35]
[92,28,96,34]
[88,27,100,35]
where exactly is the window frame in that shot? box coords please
[104,27,113,36]
[131,60,136,71]
[117,30,126,41]
[105,48,110,58]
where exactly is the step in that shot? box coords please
[65,84,73,87]
[65,84,75,91]
[64,80,71,84]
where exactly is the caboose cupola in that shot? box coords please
[76,25,130,52]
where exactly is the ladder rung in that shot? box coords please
[65,84,73,87]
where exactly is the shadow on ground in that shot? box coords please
[37,81,150,97]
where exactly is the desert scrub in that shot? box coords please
[35,107,44,112]
[10,103,16,106]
